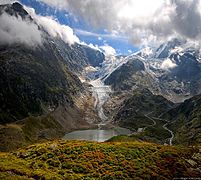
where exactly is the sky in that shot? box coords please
[1,0,201,55]
[18,0,138,55]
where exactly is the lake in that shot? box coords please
[63,127,131,142]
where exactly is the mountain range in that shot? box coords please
[105,38,201,103]
[103,38,201,145]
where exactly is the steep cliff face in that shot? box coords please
[104,58,146,91]
[0,42,83,124]
[0,2,105,124]
[0,2,31,19]
[53,40,105,73]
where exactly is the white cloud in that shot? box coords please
[80,41,116,55]
[25,6,80,45]
[128,49,132,54]
[37,0,201,47]
[0,0,16,5]
[36,0,68,10]
[100,44,116,56]
[75,29,128,41]
[0,3,79,47]
[0,12,42,47]
[37,16,79,45]
[161,58,177,69]
[87,43,101,51]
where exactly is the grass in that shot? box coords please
[0,115,64,152]
[108,135,140,142]
[0,140,200,179]
[118,116,173,144]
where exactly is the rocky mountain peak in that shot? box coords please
[0,2,30,20]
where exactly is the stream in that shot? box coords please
[63,77,131,142]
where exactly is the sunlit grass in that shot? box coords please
[0,140,200,179]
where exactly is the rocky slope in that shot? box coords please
[54,39,104,73]
[105,39,201,103]
[112,89,174,127]
[0,41,83,124]
[92,39,201,146]
[105,88,201,146]
[104,89,175,144]
[0,2,105,123]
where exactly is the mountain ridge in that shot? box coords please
[0,2,103,151]
[104,39,201,103]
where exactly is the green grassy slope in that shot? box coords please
[0,140,200,179]
[0,115,63,152]
[163,94,201,145]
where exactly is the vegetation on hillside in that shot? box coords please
[0,115,63,152]
[107,89,174,144]
[162,94,201,145]
[0,140,200,179]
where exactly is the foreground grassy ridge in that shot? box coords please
[0,140,200,179]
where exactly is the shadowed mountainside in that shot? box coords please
[0,2,104,151]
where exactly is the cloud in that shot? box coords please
[36,16,80,45]
[0,3,79,47]
[170,0,201,39]
[87,43,101,51]
[75,29,128,42]
[24,6,80,45]
[161,58,177,69]
[36,0,68,10]
[37,0,201,47]
[80,42,117,56]
[0,12,42,47]
[0,0,17,5]
[0,2,79,47]
[100,44,116,56]
[128,49,132,54]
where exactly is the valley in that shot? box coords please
[64,68,131,142]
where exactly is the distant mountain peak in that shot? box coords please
[0,1,30,19]
[12,2,23,9]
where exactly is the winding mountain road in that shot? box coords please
[163,123,174,145]
[145,111,174,145]
[144,114,156,131]
[152,117,175,146]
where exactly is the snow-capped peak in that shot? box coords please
[170,46,184,54]
[135,47,154,59]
